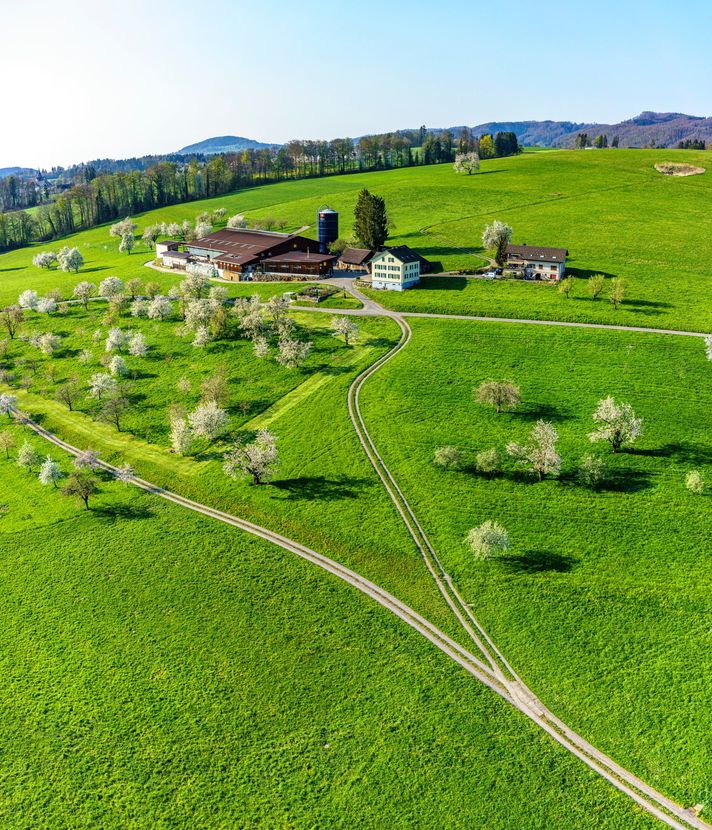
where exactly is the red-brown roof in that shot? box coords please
[261,251,336,265]
[188,227,292,255]
[339,247,373,265]
[505,244,568,263]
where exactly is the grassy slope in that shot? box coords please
[0,438,659,829]
[2,149,712,329]
[361,317,712,809]
[1,303,465,642]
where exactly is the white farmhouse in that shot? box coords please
[370,246,421,291]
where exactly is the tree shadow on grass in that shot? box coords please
[656,442,712,466]
[597,469,654,493]
[567,267,618,280]
[93,503,154,521]
[81,266,110,274]
[500,549,578,574]
[271,475,368,501]
[510,403,574,422]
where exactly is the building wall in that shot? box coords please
[371,252,420,290]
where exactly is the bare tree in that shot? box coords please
[56,380,82,411]
[61,471,99,509]
[100,393,130,431]
[1,306,24,339]
[474,380,520,413]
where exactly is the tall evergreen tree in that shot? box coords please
[353,189,389,250]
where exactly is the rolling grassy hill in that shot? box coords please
[1,149,711,331]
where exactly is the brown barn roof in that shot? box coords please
[506,244,568,263]
[188,227,291,255]
[262,251,336,265]
[213,252,261,267]
[339,247,373,265]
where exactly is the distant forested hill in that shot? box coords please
[176,135,274,155]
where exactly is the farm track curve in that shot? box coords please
[9,289,710,829]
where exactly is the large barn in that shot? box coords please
[165,228,334,279]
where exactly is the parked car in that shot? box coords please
[482,270,497,279]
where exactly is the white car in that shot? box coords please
[482,270,497,279]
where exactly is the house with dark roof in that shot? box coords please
[370,245,422,291]
[335,247,373,272]
[505,244,568,281]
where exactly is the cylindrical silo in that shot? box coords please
[317,207,338,253]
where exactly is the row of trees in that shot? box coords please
[575,133,620,149]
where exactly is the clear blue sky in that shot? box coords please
[2,0,711,168]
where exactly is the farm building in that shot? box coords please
[370,246,422,291]
[155,228,329,279]
[336,247,373,272]
[505,244,568,281]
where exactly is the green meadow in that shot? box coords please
[2,149,712,330]
[0,442,661,829]
[361,317,712,809]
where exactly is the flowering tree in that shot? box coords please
[147,296,172,321]
[481,220,513,266]
[223,430,279,485]
[227,214,247,229]
[114,464,136,484]
[192,326,212,348]
[131,299,148,318]
[36,297,57,315]
[170,417,194,455]
[57,246,84,273]
[0,305,24,340]
[128,332,148,357]
[685,470,705,494]
[253,337,270,358]
[88,373,117,400]
[17,440,40,471]
[188,401,229,442]
[330,316,359,345]
[577,454,607,488]
[37,332,62,355]
[0,393,17,419]
[183,266,215,291]
[704,335,712,361]
[38,455,63,487]
[276,337,312,369]
[109,355,128,377]
[453,151,480,175]
[474,380,521,413]
[105,328,128,352]
[18,290,39,310]
[507,420,562,480]
[475,448,501,477]
[0,431,16,459]
[74,449,102,470]
[99,277,125,299]
[465,521,510,560]
[589,397,643,453]
[141,224,161,249]
[73,281,96,308]
[433,446,461,470]
[194,221,212,239]
[33,251,58,269]
[109,217,137,239]
[119,232,135,255]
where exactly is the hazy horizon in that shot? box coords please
[3,0,712,169]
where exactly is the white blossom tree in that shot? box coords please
[253,337,270,358]
[577,454,607,488]
[37,332,62,355]
[330,316,359,345]
[474,380,521,413]
[128,332,148,357]
[38,455,63,487]
[223,429,279,485]
[147,296,172,321]
[0,393,17,418]
[73,281,96,308]
[182,268,213,294]
[57,246,84,273]
[188,401,229,442]
[170,417,194,455]
[130,299,148,318]
[141,224,161,249]
[465,521,510,560]
[704,335,712,361]
[119,232,135,255]
[32,251,58,269]
[36,297,57,315]
[109,355,128,376]
[109,217,137,239]
[74,449,102,470]
[507,420,562,480]
[79,349,93,366]
[475,448,501,477]
[17,440,40,471]
[99,276,125,299]
[88,373,117,400]
[481,220,513,266]
[192,326,212,347]
[685,470,705,494]
[589,397,643,453]
[184,299,213,330]
[227,213,247,229]
[114,464,136,484]
[276,337,312,369]
[433,446,461,470]
[453,151,480,175]
[194,221,212,239]
[18,290,39,310]
[105,328,128,352]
